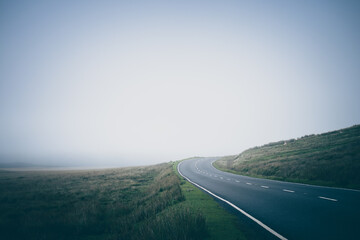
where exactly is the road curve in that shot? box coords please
[178,157,360,240]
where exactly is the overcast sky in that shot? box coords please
[1,0,359,167]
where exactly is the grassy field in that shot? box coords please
[0,163,206,240]
[0,161,246,239]
[215,125,360,189]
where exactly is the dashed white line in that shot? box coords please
[283,189,295,193]
[185,159,341,240]
[178,162,288,240]
[318,196,338,202]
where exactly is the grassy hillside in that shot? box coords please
[0,161,246,240]
[214,125,360,189]
[0,164,204,240]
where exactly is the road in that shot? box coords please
[178,157,360,240]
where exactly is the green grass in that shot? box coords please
[173,161,246,240]
[0,160,247,240]
[0,163,208,240]
[214,125,360,189]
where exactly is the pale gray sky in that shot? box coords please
[1,0,360,166]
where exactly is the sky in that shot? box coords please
[1,0,360,167]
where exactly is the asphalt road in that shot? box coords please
[178,157,360,240]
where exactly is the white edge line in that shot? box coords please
[318,196,338,202]
[178,161,287,240]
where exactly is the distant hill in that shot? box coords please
[214,125,360,189]
[0,162,57,169]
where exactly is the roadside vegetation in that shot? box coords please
[0,161,246,240]
[215,125,360,189]
[0,163,206,240]
[173,161,246,240]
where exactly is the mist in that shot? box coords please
[1,0,360,167]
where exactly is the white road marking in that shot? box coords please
[283,189,295,193]
[178,162,288,240]
[318,196,338,202]
[261,186,269,189]
[235,180,240,182]
[220,177,223,179]
[227,178,231,181]
[210,160,360,193]
[246,182,252,185]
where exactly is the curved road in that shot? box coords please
[178,157,360,240]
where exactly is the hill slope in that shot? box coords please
[0,162,246,240]
[214,125,360,189]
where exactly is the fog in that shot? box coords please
[1,0,360,167]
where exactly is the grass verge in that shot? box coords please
[173,161,246,240]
